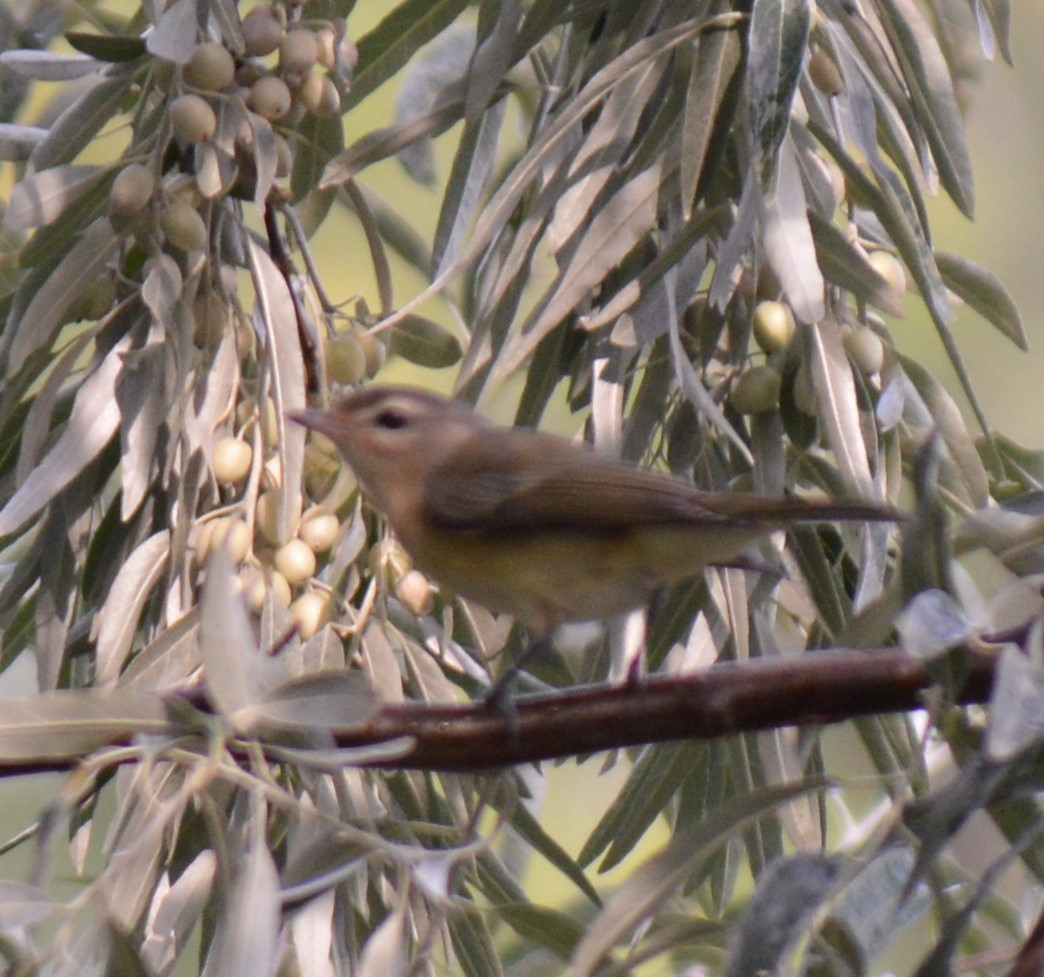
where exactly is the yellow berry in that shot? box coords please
[274,538,316,585]
[731,365,782,415]
[752,300,796,354]
[269,570,292,606]
[192,520,216,565]
[367,540,410,582]
[241,4,284,57]
[339,34,358,71]
[250,75,292,121]
[350,326,386,377]
[808,47,845,97]
[395,569,434,616]
[298,511,340,552]
[325,332,368,385]
[169,93,217,144]
[843,326,885,376]
[297,72,340,116]
[242,567,267,612]
[279,28,318,75]
[184,42,235,91]
[867,250,906,296]
[212,436,253,484]
[314,28,336,70]
[290,592,332,639]
[159,201,207,253]
[210,517,251,564]
[109,164,155,217]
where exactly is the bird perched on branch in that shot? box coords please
[292,386,899,658]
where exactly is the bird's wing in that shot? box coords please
[422,428,722,532]
[422,427,899,533]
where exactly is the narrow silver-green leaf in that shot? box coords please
[0,332,127,537]
[431,100,506,277]
[357,906,407,977]
[580,742,702,872]
[569,780,824,977]
[813,121,994,442]
[808,210,904,317]
[31,73,133,170]
[0,688,167,761]
[497,903,585,960]
[547,58,666,256]
[978,0,1012,63]
[935,250,1026,351]
[15,329,97,483]
[389,314,463,368]
[810,320,874,498]
[0,123,46,161]
[679,23,742,217]
[0,49,100,80]
[248,237,305,545]
[368,20,704,334]
[465,0,522,121]
[94,531,171,686]
[724,854,843,977]
[0,881,57,928]
[204,835,281,977]
[200,547,283,720]
[896,353,989,507]
[117,330,168,518]
[394,23,475,186]
[143,0,196,64]
[875,0,975,217]
[985,645,1044,761]
[346,0,470,109]
[64,31,148,62]
[141,851,216,976]
[497,162,662,376]
[119,610,200,691]
[4,164,107,231]
[289,111,343,214]
[236,670,380,737]
[506,802,601,906]
[1,217,121,377]
[760,136,824,323]
[324,82,472,186]
[747,0,810,187]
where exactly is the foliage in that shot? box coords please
[0,0,1041,975]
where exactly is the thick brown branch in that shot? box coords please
[336,646,997,770]
[0,647,998,778]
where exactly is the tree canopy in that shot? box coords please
[0,1,1041,975]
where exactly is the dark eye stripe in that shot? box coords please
[375,408,408,430]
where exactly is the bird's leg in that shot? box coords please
[609,608,647,687]
[620,587,686,688]
[483,634,551,709]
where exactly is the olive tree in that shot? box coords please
[0,0,1040,975]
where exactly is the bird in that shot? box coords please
[290,385,899,659]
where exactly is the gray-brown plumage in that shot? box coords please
[292,385,899,633]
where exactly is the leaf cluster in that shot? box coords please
[0,0,1040,975]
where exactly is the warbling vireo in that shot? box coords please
[291,386,899,643]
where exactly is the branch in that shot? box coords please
[341,646,997,770]
[0,646,998,778]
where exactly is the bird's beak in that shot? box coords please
[287,407,335,435]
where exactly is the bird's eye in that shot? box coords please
[374,408,408,430]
